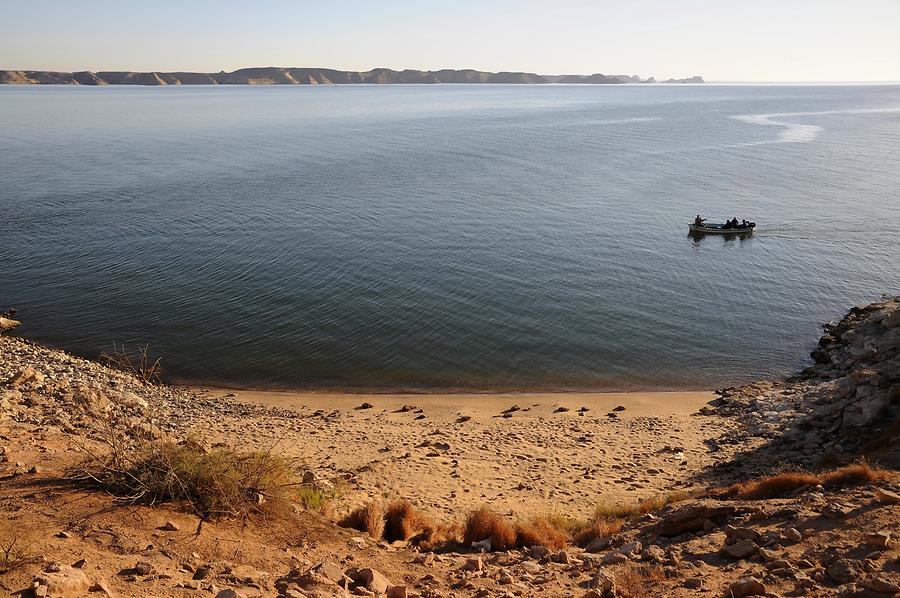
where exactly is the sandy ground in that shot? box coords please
[189,388,742,519]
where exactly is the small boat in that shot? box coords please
[689,221,756,234]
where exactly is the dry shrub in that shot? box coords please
[821,461,889,488]
[339,502,385,539]
[572,492,689,547]
[100,342,162,384]
[74,438,298,520]
[572,518,625,547]
[636,491,690,513]
[514,516,570,549]
[0,521,36,574]
[384,500,437,542]
[614,563,668,598]
[721,461,889,500]
[463,507,517,551]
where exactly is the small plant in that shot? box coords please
[0,521,35,574]
[463,507,517,551]
[73,437,300,521]
[100,342,163,384]
[614,563,668,598]
[298,486,340,515]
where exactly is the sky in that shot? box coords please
[2,0,898,82]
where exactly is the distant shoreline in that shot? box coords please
[0,66,703,86]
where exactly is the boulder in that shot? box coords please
[729,577,766,597]
[0,317,20,332]
[655,502,738,536]
[33,565,91,597]
[827,558,861,584]
[357,568,390,594]
[722,538,758,560]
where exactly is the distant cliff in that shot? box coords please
[0,67,703,86]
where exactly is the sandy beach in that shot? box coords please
[191,387,740,518]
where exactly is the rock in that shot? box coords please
[861,576,900,593]
[874,488,900,505]
[132,561,153,576]
[109,391,149,412]
[588,572,615,593]
[33,565,91,597]
[159,521,179,531]
[215,591,247,598]
[311,560,345,583]
[88,579,115,597]
[386,586,408,598]
[613,405,626,412]
[655,503,738,536]
[642,545,666,563]
[723,538,758,559]
[0,316,21,332]
[359,402,373,409]
[585,536,611,553]
[827,558,861,584]
[783,527,803,543]
[471,538,491,552]
[357,568,390,594]
[684,578,703,589]
[529,545,551,559]
[8,366,45,387]
[464,557,483,571]
[600,552,629,565]
[617,540,642,556]
[863,531,892,550]
[413,553,435,565]
[729,577,766,597]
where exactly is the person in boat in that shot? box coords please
[694,215,705,227]
[741,219,749,229]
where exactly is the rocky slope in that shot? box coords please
[701,296,900,479]
[0,68,703,86]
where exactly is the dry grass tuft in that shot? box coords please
[384,500,437,542]
[74,438,298,521]
[614,563,668,598]
[100,342,163,384]
[572,518,625,547]
[0,521,37,573]
[514,516,570,549]
[463,507,517,551]
[572,492,689,547]
[339,502,385,539]
[721,461,890,500]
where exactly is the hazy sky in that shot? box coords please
[2,0,898,82]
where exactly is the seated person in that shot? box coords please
[694,215,705,226]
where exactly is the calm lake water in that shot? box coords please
[1,84,898,390]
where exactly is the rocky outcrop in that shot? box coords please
[706,297,900,468]
[663,75,705,83]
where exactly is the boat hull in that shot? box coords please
[689,223,755,235]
